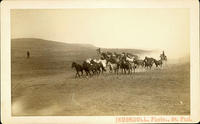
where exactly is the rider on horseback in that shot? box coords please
[160,51,167,61]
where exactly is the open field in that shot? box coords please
[11,38,190,116]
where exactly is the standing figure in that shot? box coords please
[27,51,30,58]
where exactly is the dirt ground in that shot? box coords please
[11,39,190,116]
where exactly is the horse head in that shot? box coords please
[144,57,148,62]
[71,62,76,68]
[90,59,96,64]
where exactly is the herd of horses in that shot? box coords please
[71,48,167,78]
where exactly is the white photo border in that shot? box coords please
[1,0,199,124]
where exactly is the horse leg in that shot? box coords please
[129,68,131,74]
[75,72,78,78]
[85,70,88,76]
[121,68,123,74]
[92,70,95,75]
[98,69,100,75]
[86,70,91,77]
[89,70,93,77]
[99,68,101,75]
[109,66,112,73]
[95,69,98,75]
[121,68,124,74]
[101,67,104,74]
[96,69,99,75]
[145,65,147,70]
[87,70,91,76]
[77,71,80,77]
[86,71,89,76]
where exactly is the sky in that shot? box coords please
[11,9,190,59]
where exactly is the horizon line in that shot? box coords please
[11,37,160,52]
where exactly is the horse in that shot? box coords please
[107,61,120,74]
[154,59,163,68]
[125,56,135,63]
[130,61,137,73]
[144,57,155,69]
[106,55,120,64]
[90,59,106,74]
[124,56,137,73]
[119,60,132,74]
[144,60,153,69]
[134,59,145,67]
[82,61,94,76]
[71,62,84,78]
[101,52,109,60]
[94,59,108,72]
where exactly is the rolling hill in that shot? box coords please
[11,38,150,75]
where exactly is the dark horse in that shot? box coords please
[119,60,132,74]
[82,61,101,76]
[134,59,145,67]
[71,62,83,78]
[82,61,93,76]
[154,59,163,68]
[90,60,106,74]
[144,57,155,69]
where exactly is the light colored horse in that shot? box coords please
[95,59,107,68]
[86,58,92,64]
[107,61,119,74]
[130,62,136,73]
[126,56,135,63]
[93,59,108,72]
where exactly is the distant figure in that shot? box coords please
[96,48,101,54]
[27,51,30,58]
[162,51,165,56]
[160,51,167,61]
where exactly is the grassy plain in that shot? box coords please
[11,38,190,116]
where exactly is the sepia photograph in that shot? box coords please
[11,8,190,116]
[1,0,199,124]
